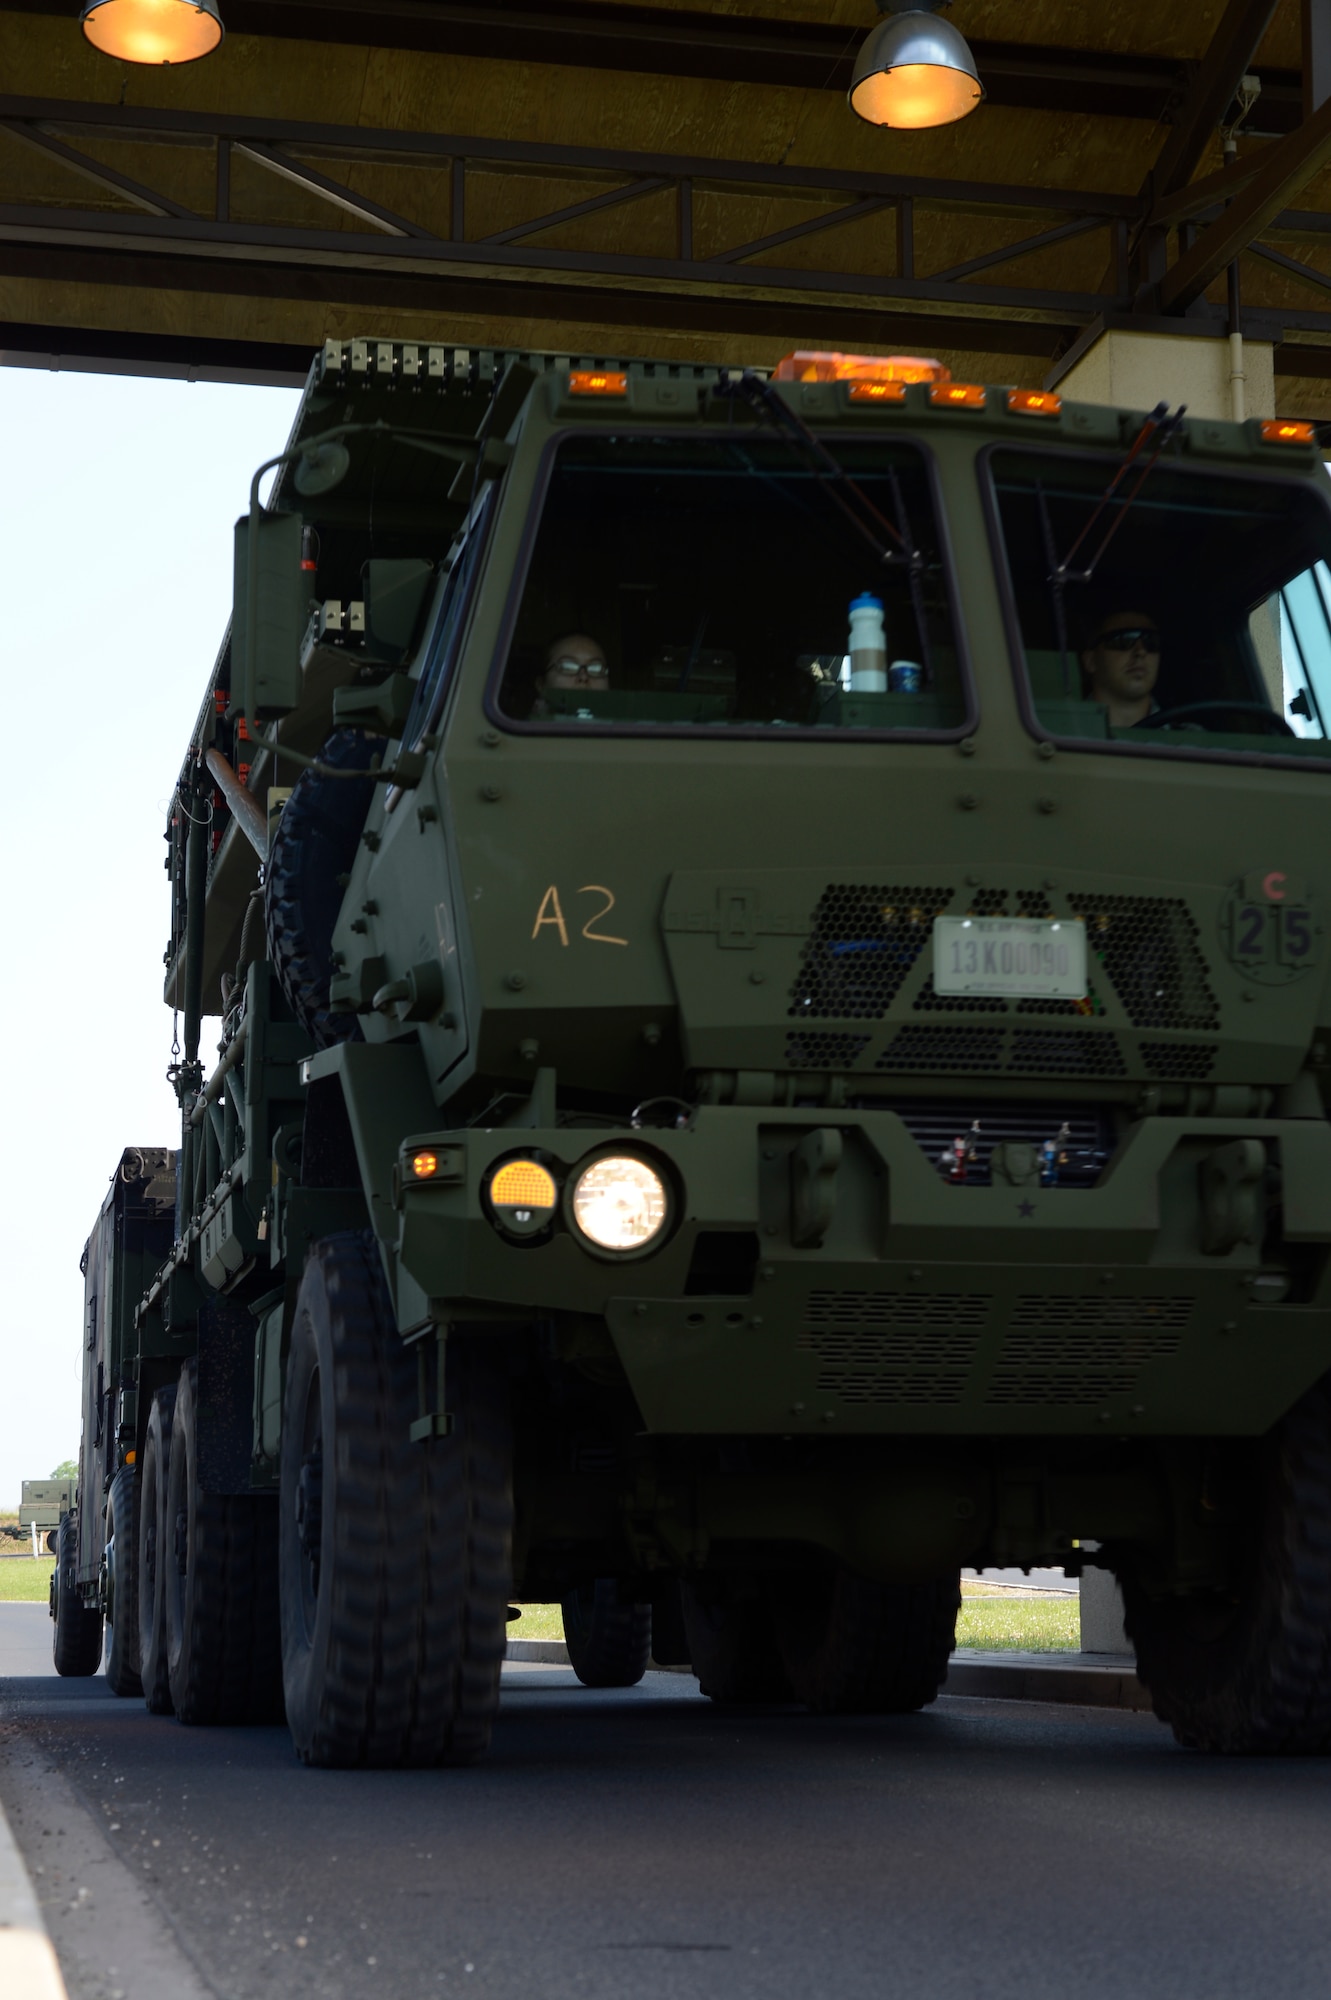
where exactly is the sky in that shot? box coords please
[0,365,302,1506]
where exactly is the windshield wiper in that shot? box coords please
[718,369,936,681]
[1041,399,1187,690]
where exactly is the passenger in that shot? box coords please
[532,633,610,715]
[1080,610,1161,728]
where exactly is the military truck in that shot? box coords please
[53,335,1331,1760]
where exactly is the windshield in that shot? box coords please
[495,432,969,734]
[990,447,1331,764]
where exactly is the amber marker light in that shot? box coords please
[488,1158,559,1241]
[81,0,224,64]
[1260,419,1317,444]
[1008,388,1062,417]
[930,382,986,409]
[411,1151,440,1180]
[125,1451,137,1466]
[568,370,628,396]
[848,380,909,404]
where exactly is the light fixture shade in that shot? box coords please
[849,10,984,129]
[81,0,223,66]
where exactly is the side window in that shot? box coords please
[402,493,493,749]
[991,447,1331,763]
[1253,564,1331,741]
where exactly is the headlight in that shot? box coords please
[569,1154,670,1255]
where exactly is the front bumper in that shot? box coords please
[394,1108,1331,1437]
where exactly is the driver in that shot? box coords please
[532,632,610,715]
[1080,610,1160,728]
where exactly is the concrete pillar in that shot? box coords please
[1049,324,1274,425]
[1079,1567,1131,1655]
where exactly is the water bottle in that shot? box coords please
[847,593,887,692]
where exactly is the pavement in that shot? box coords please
[5,1623,1331,2000]
[0,1610,66,1999]
[0,1597,1140,2000]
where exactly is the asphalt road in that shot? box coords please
[3,1605,1331,2000]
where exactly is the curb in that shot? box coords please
[505,1638,1150,1711]
[0,1795,68,2000]
[943,1650,1150,1711]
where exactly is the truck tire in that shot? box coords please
[279,1232,513,1767]
[681,1575,793,1704]
[772,1566,960,1714]
[51,1517,103,1678]
[265,730,386,1048]
[137,1385,176,1714]
[165,1360,284,1726]
[103,1466,142,1697]
[1122,1378,1331,1753]
[562,1581,652,1688]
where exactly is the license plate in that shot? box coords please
[932,916,1087,1000]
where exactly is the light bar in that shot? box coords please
[568,370,628,397]
[774,350,949,385]
[1259,419,1317,444]
[1007,388,1062,418]
[929,382,986,409]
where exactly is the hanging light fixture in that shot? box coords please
[81,0,224,66]
[848,1,984,130]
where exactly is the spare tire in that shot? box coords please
[265,730,386,1047]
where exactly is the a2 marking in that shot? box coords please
[532,885,628,947]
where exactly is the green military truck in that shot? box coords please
[53,337,1331,1760]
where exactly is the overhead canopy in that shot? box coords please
[2,0,1331,411]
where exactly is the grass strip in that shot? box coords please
[510,1593,1082,1655]
[0,1558,55,1604]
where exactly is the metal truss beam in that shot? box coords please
[1158,90,1331,311]
[1148,0,1282,198]
[5,93,1331,366]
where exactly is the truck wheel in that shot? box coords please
[265,730,386,1048]
[1122,1379,1331,1753]
[137,1385,176,1714]
[772,1566,960,1714]
[562,1581,652,1688]
[279,1232,513,1767]
[51,1517,103,1678]
[103,1467,142,1697]
[681,1576,793,1704]
[165,1360,284,1726]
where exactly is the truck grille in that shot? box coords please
[788,884,1221,1052]
[788,884,953,1020]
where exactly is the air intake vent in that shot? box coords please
[1009,1029,1126,1077]
[801,1291,990,1404]
[878,1024,1123,1078]
[1141,1041,1217,1080]
[986,1295,1191,1406]
[878,1025,1005,1071]
[788,885,952,1020]
[785,1031,872,1070]
[1069,895,1219,1031]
